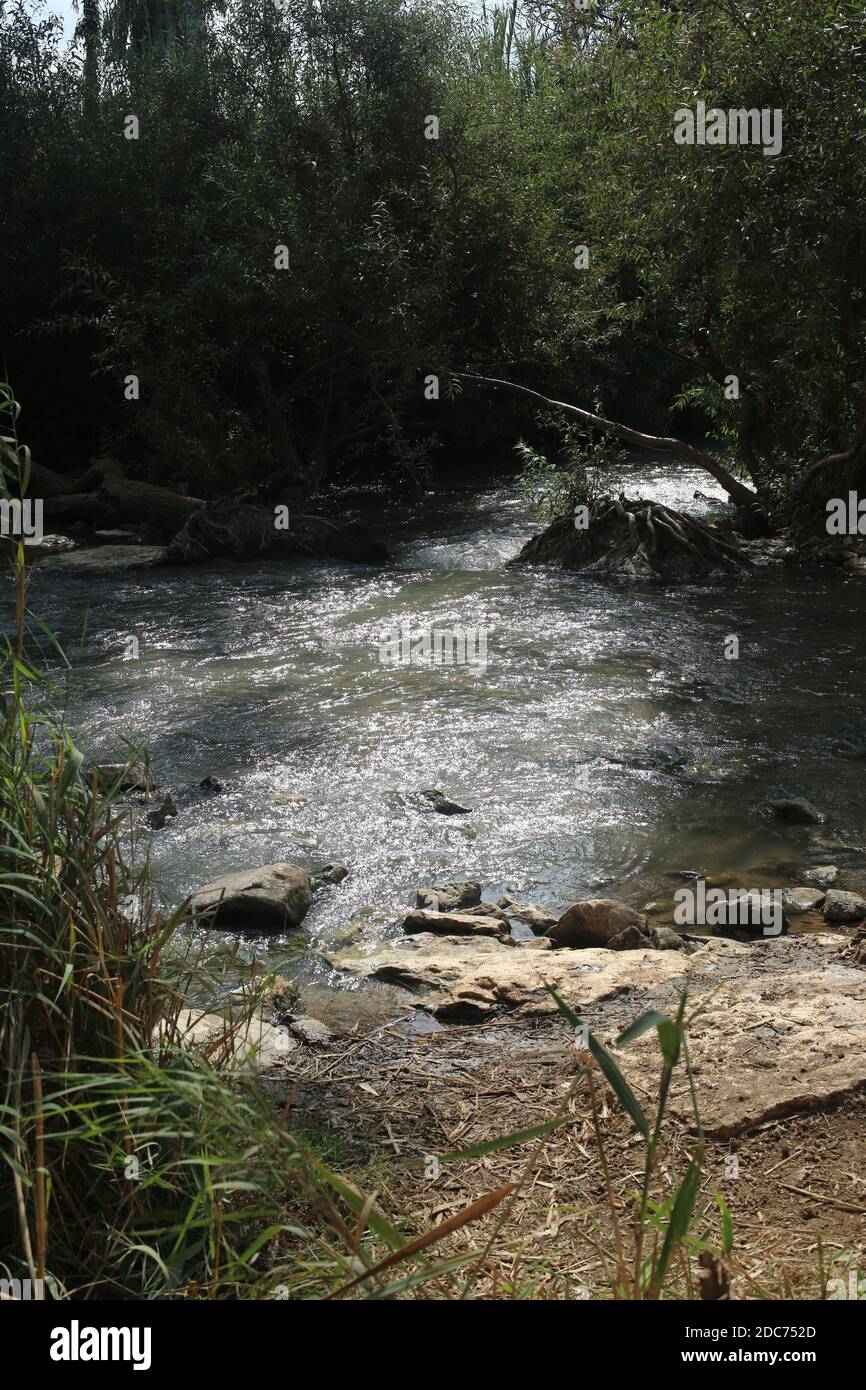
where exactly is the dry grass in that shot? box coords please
[270,1009,866,1299]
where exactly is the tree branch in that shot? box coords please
[455,371,759,508]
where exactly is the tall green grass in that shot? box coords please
[0,384,501,1299]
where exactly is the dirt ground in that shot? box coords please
[266,1003,866,1299]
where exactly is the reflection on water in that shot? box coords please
[10,456,866,987]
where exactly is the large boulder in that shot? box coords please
[188,863,312,930]
[546,898,650,949]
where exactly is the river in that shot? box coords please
[16,457,866,1007]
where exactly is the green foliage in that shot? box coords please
[1,1,864,505]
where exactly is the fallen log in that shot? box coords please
[166,504,390,565]
[97,476,205,534]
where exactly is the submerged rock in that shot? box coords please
[421,788,473,815]
[23,533,77,556]
[92,761,151,793]
[188,863,312,930]
[782,887,827,914]
[146,791,177,829]
[767,797,826,825]
[199,775,223,794]
[313,862,350,887]
[804,864,838,886]
[545,898,649,949]
[38,544,167,573]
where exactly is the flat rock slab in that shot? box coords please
[403,909,510,942]
[329,931,866,1136]
[37,544,168,574]
[328,931,696,1022]
[604,934,866,1138]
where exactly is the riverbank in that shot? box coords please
[217,922,866,1299]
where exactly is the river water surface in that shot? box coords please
[17,458,866,1003]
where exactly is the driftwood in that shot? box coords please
[456,371,761,512]
[167,504,390,565]
[14,455,390,565]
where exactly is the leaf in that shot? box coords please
[616,1009,669,1046]
[440,1114,573,1161]
[329,1184,517,1298]
[716,1192,734,1254]
[546,985,649,1139]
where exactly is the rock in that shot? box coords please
[92,528,144,543]
[177,1009,296,1068]
[402,909,511,942]
[167,506,389,565]
[546,899,649,949]
[767,797,826,825]
[415,881,481,911]
[23,533,76,556]
[452,902,510,924]
[313,862,349,886]
[805,865,838,886]
[199,776,223,793]
[608,934,866,1138]
[823,889,866,923]
[37,544,167,574]
[421,788,473,815]
[146,791,177,830]
[256,974,298,1020]
[607,924,653,951]
[651,926,686,950]
[289,1016,334,1046]
[188,863,312,930]
[92,761,151,793]
[328,930,698,1022]
[499,899,558,933]
[782,887,827,914]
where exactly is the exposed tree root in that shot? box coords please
[513,496,753,581]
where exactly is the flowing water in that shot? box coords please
[12,458,866,1005]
